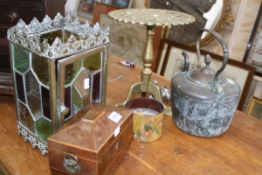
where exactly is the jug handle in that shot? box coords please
[196,29,229,93]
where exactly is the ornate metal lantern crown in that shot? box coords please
[7,13,109,59]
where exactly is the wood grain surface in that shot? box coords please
[0,56,262,175]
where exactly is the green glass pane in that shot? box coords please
[19,102,35,133]
[13,45,29,73]
[65,60,82,85]
[32,54,49,85]
[25,71,41,120]
[83,53,101,71]
[35,118,52,143]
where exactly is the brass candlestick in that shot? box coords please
[109,9,195,107]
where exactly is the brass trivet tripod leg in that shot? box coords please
[116,81,164,107]
[116,82,142,107]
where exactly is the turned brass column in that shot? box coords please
[141,25,154,92]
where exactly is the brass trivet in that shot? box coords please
[109,9,195,107]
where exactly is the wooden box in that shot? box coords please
[48,106,133,175]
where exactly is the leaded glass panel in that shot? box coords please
[91,71,101,103]
[40,29,73,45]
[64,86,71,120]
[15,72,25,103]
[19,102,35,133]
[73,69,90,102]
[13,45,29,73]
[65,60,82,85]
[41,86,51,120]
[25,71,41,120]
[72,69,91,114]
[83,53,101,71]
[72,86,83,115]
[35,118,52,142]
[32,54,49,86]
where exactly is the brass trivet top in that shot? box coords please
[109,8,195,26]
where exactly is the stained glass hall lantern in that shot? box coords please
[7,13,109,155]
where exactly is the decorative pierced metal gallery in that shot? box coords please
[7,13,109,155]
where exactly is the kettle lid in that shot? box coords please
[187,54,226,85]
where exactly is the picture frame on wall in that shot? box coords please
[243,3,262,76]
[246,96,262,120]
[112,0,131,8]
[78,0,95,21]
[101,0,113,4]
[156,39,255,110]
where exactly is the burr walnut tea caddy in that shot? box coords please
[7,14,109,154]
[48,106,133,175]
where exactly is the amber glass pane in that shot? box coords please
[40,29,63,45]
[40,29,74,44]
[25,71,41,119]
[35,118,52,143]
[18,102,35,133]
[64,86,71,120]
[13,45,29,73]
[15,72,25,103]
[63,30,74,42]
[41,86,51,120]
[65,60,82,85]
[32,54,49,86]
[83,53,101,71]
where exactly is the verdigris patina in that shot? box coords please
[171,29,240,137]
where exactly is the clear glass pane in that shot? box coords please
[25,71,41,120]
[35,118,52,143]
[32,54,49,86]
[83,53,101,71]
[18,102,35,133]
[72,69,91,114]
[65,60,82,85]
[13,45,29,73]
[72,86,83,115]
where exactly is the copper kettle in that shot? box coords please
[171,29,241,137]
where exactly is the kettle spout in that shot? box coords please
[181,51,190,72]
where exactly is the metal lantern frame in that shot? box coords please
[7,13,109,155]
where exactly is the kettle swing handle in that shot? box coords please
[196,29,229,93]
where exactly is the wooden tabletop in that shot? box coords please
[1,56,262,175]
